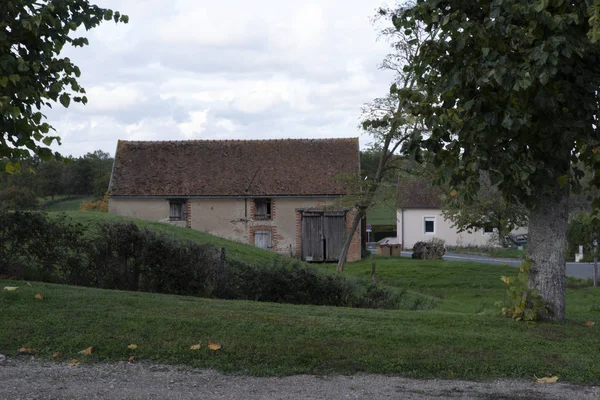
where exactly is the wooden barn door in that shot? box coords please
[323,212,346,262]
[301,212,324,262]
[301,211,347,262]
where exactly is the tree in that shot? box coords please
[335,4,434,272]
[0,1,127,170]
[441,172,528,248]
[392,1,600,320]
[37,159,65,200]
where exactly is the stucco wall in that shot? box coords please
[396,208,527,248]
[108,198,169,221]
[109,197,360,261]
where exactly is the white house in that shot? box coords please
[396,178,525,249]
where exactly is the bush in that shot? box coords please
[0,187,39,210]
[412,238,446,260]
[0,210,86,282]
[0,213,401,309]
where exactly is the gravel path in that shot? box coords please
[1,358,598,399]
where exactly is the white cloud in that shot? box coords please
[46,0,396,157]
[178,110,209,139]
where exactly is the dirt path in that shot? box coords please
[1,358,598,399]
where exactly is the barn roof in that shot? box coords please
[396,177,444,209]
[109,138,359,197]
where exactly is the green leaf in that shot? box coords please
[42,137,54,146]
[59,93,71,108]
[5,163,19,174]
[557,175,568,188]
[0,77,8,87]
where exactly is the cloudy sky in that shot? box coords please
[48,0,397,157]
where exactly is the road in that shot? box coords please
[400,251,598,281]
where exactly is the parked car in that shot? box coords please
[505,234,527,248]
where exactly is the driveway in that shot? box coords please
[1,358,598,400]
[400,252,598,280]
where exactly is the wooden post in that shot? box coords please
[371,261,376,284]
[220,247,227,270]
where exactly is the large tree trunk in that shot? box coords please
[336,208,365,273]
[526,185,569,321]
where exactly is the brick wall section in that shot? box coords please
[185,199,191,228]
[345,209,361,262]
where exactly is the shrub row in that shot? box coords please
[0,211,400,309]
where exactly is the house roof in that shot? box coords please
[396,177,444,209]
[109,138,359,197]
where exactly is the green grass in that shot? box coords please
[1,276,599,382]
[44,197,95,212]
[51,211,280,265]
[452,247,525,259]
[2,212,599,383]
[366,203,397,226]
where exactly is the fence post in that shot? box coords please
[371,261,376,284]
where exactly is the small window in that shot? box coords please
[424,217,435,234]
[254,230,271,250]
[254,199,271,219]
[169,200,186,221]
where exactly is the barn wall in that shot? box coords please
[109,197,361,262]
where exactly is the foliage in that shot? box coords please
[0,210,86,281]
[566,213,599,261]
[411,238,446,260]
[442,172,528,247]
[80,193,108,212]
[394,1,600,206]
[0,186,38,210]
[0,1,127,168]
[496,260,550,321]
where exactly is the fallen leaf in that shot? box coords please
[127,344,137,350]
[3,286,18,291]
[34,293,44,300]
[536,376,559,384]
[190,344,201,350]
[52,352,63,359]
[26,282,32,286]
[584,321,595,327]
[207,340,222,351]
[18,346,36,355]
[128,355,136,362]
[67,359,80,367]
[79,346,93,356]
[500,276,513,285]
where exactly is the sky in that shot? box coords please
[47,0,397,157]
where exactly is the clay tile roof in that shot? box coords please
[109,138,359,197]
[397,177,444,209]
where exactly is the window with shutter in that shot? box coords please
[254,199,271,219]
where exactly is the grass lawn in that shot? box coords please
[452,247,525,259]
[2,212,599,383]
[1,275,599,383]
[43,197,95,212]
